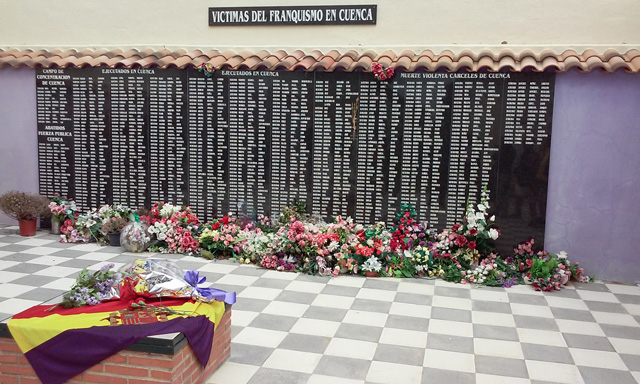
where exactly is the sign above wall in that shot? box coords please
[208,5,377,26]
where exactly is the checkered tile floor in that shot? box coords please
[2,226,640,383]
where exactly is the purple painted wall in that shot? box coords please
[545,70,640,283]
[0,68,638,282]
[0,68,38,225]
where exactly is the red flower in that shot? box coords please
[452,224,461,232]
[468,241,476,250]
[212,222,220,230]
[221,216,229,225]
[469,228,478,236]
[454,235,467,247]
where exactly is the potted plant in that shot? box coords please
[100,216,129,246]
[361,255,382,277]
[0,191,50,236]
[48,196,77,235]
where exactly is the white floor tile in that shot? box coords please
[0,260,20,270]
[356,288,396,302]
[342,310,388,327]
[196,262,239,274]
[431,295,471,310]
[609,337,640,355]
[511,302,554,318]
[545,296,589,311]
[569,348,628,370]
[517,328,567,347]
[397,281,434,296]
[379,327,428,348]
[474,338,524,359]
[16,238,56,246]
[33,266,80,277]
[42,277,81,290]
[0,283,36,298]
[591,311,639,327]
[1,298,44,314]
[261,269,299,280]
[263,349,322,373]
[556,319,605,337]
[472,311,515,327]
[18,246,61,255]
[623,303,640,316]
[327,276,365,287]
[469,288,509,302]
[428,318,473,338]
[576,290,619,303]
[606,283,640,296]
[307,375,364,384]
[215,274,259,286]
[325,337,378,360]
[311,294,355,309]
[389,302,431,318]
[237,286,282,300]
[206,362,258,384]
[526,360,584,384]
[366,361,423,384]
[232,326,287,348]
[290,318,341,338]
[284,280,326,294]
[423,349,475,373]
[230,310,260,327]
[476,373,531,384]
[0,271,28,283]
[262,300,309,317]
[76,252,118,261]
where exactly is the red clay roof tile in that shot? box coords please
[0,48,637,72]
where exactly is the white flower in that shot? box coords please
[475,212,485,221]
[489,228,499,240]
[477,203,486,212]
[355,224,364,231]
[404,250,413,259]
[367,239,374,246]
[489,215,495,222]
[557,251,568,260]
[260,236,270,243]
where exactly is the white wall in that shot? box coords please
[0,0,638,54]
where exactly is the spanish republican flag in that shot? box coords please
[7,285,226,384]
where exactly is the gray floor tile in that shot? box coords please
[394,292,432,306]
[578,366,637,384]
[233,297,270,312]
[230,325,242,340]
[351,298,392,313]
[542,287,581,299]
[320,285,360,297]
[0,244,32,252]
[385,314,429,332]
[472,299,512,313]
[294,273,331,283]
[56,259,101,269]
[584,300,628,313]
[211,284,246,295]
[197,272,225,283]
[426,333,474,353]
[313,355,371,380]
[508,292,548,306]
[473,324,520,341]
[572,282,610,292]
[302,306,347,322]
[251,278,292,289]
[279,333,331,354]
[248,313,298,332]
[421,367,475,384]
[4,263,51,274]
[600,324,640,340]
[621,353,640,371]
[373,343,424,366]
[0,253,43,262]
[9,274,59,286]
[475,355,528,378]
[551,307,596,322]
[49,249,89,258]
[17,288,65,301]
[248,367,309,384]
[229,342,274,366]
[513,315,560,331]
[230,266,267,276]
[335,323,383,343]
[615,293,640,305]
[363,278,399,291]
[276,290,317,304]
[562,333,615,351]
[431,307,472,323]
[434,286,471,299]
[521,343,574,364]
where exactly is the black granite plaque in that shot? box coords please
[36,68,554,251]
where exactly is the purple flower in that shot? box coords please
[100,263,115,273]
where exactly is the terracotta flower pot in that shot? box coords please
[364,271,378,277]
[19,219,37,236]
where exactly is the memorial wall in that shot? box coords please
[36,67,554,248]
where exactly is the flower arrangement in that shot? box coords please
[48,195,78,223]
[100,216,129,234]
[61,263,121,308]
[371,62,395,81]
[52,194,591,292]
[0,191,50,221]
[120,220,151,253]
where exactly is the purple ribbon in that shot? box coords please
[184,270,236,305]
